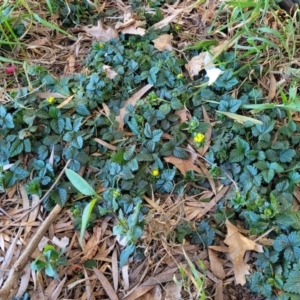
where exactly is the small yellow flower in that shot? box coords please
[112,189,120,198]
[177,73,184,79]
[174,24,181,31]
[194,133,205,143]
[47,96,55,104]
[151,169,160,177]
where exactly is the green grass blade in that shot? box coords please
[32,13,73,37]
[216,111,263,125]
[80,198,98,246]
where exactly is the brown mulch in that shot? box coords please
[0,0,292,299]
[223,284,265,300]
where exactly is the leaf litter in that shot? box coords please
[0,0,274,299]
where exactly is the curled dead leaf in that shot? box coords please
[82,21,118,42]
[103,65,118,79]
[224,220,263,285]
[153,34,173,51]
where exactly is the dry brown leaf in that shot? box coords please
[141,285,162,300]
[82,21,118,41]
[120,21,146,36]
[51,236,69,249]
[122,265,129,290]
[152,9,184,29]
[94,138,117,151]
[268,73,277,100]
[93,267,119,300]
[117,84,153,131]
[123,271,177,300]
[112,249,118,291]
[80,227,101,263]
[15,264,31,298]
[27,38,49,47]
[185,52,206,80]
[103,65,118,79]
[214,281,224,300]
[174,108,191,123]
[65,55,76,74]
[56,95,74,109]
[83,268,95,300]
[164,281,182,300]
[197,185,230,219]
[208,248,225,280]
[224,220,263,285]
[37,92,67,99]
[153,34,173,51]
[185,51,223,84]
[163,155,202,175]
[115,12,146,36]
[48,277,67,300]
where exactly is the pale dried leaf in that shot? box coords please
[84,269,95,300]
[66,55,76,74]
[268,73,277,100]
[117,84,153,131]
[27,38,49,47]
[116,234,127,247]
[93,267,119,300]
[185,52,223,84]
[196,185,230,219]
[0,227,22,286]
[94,138,117,151]
[152,9,184,29]
[56,95,75,109]
[185,52,206,80]
[214,281,224,300]
[174,108,190,123]
[37,92,67,99]
[164,281,182,300]
[81,227,101,263]
[103,65,118,79]
[112,249,119,291]
[153,34,173,51]
[121,21,146,36]
[208,248,225,280]
[51,236,69,249]
[141,285,162,300]
[49,277,67,300]
[38,236,50,251]
[224,220,263,285]
[82,21,118,42]
[16,263,31,298]
[122,264,129,290]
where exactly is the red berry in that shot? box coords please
[5,65,15,75]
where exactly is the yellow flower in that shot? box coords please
[194,133,205,143]
[112,189,120,198]
[177,73,184,79]
[174,24,181,31]
[151,169,159,177]
[47,96,55,104]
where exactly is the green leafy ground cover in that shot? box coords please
[2,0,300,299]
